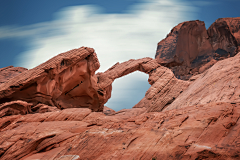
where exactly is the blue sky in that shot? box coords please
[0,0,239,111]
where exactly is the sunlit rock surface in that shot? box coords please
[0,102,240,159]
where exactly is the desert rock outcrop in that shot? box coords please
[155,18,240,80]
[1,18,240,160]
[0,66,27,84]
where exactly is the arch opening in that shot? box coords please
[105,71,150,111]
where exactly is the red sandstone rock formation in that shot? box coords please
[155,17,240,80]
[1,18,240,160]
[0,48,240,159]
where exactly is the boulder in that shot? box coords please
[0,47,103,111]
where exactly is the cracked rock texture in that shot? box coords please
[1,18,240,160]
[155,18,240,80]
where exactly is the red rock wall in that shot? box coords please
[97,58,189,112]
[0,46,189,115]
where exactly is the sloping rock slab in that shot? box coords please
[0,102,240,159]
[165,52,240,111]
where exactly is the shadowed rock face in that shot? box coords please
[155,18,240,80]
[156,20,212,67]
[207,18,239,57]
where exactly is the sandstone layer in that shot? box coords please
[0,66,27,84]
[155,17,240,80]
[0,48,239,159]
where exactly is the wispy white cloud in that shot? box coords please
[0,0,197,111]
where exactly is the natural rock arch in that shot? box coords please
[0,47,190,113]
[96,57,190,112]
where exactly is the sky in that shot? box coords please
[0,0,239,111]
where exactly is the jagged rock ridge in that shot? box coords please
[155,17,240,80]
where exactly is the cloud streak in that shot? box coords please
[0,0,197,111]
